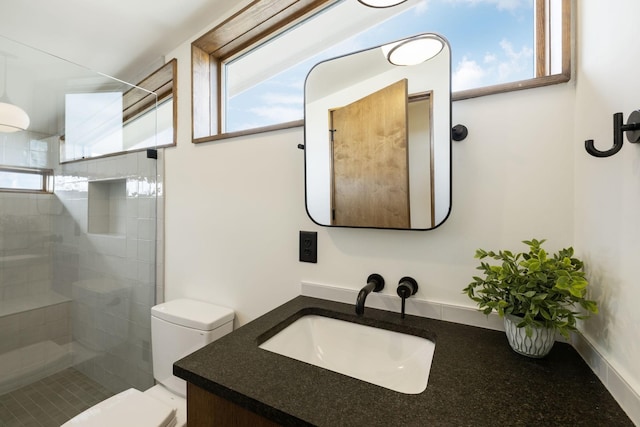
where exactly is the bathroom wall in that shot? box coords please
[163,0,638,417]
[163,10,576,329]
[573,0,640,410]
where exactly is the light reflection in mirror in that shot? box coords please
[383,35,445,66]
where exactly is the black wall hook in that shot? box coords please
[585,110,640,158]
[452,124,468,141]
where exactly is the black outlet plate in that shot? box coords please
[299,231,317,263]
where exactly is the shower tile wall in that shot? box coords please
[0,193,54,301]
[0,131,57,303]
[1,128,164,396]
[0,132,72,394]
[53,150,163,394]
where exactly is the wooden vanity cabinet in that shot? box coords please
[187,383,281,427]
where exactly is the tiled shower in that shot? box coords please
[0,129,163,396]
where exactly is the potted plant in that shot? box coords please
[463,239,598,358]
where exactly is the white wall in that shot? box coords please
[164,28,575,325]
[573,0,640,402]
[163,0,639,413]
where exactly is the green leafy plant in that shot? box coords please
[463,239,598,339]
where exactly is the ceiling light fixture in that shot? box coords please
[357,0,408,8]
[0,54,30,133]
[382,35,445,66]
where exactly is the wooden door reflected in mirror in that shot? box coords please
[331,79,409,228]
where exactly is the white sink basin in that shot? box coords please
[258,314,435,394]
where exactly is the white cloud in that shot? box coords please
[452,38,533,91]
[484,53,497,64]
[452,56,486,90]
[496,39,533,80]
[261,92,303,105]
[230,89,303,130]
[413,0,430,15]
[248,106,302,123]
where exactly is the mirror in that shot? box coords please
[304,33,451,230]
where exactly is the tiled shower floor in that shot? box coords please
[0,368,114,426]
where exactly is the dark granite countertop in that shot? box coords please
[174,296,633,426]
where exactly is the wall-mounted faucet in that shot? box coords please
[355,274,385,316]
[397,277,418,318]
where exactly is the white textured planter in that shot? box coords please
[504,314,556,358]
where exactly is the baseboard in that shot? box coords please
[300,281,640,426]
[571,332,640,425]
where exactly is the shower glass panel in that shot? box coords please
[0,34,161,398]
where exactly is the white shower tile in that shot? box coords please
[29,138,49,152]
[18,324,46,347]
[29,150,48,167]
[126,197,139,217]
[137,240,155,263]
[126,178,139,197]
[126,238,138,259]
[4,285,29,300]
[0,349,21,376]
[137,198,155,219]
[44,303,70,322]
[126,217,139,237]
[137,219,155,240]
[137,261,155,284]
[123,259,139,281]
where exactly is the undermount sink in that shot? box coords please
[258,314,435,394]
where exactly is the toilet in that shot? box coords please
[62,298,234,427]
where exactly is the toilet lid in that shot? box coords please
[62,388,177,427]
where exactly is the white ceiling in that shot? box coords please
[0,0,242,82]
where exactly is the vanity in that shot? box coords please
[173,296,632,426]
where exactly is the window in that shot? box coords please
[0,166,53,193]
[60,59,177,163]
[192,0,570,142]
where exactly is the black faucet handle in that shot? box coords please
[397,276,418,298]
[367,273,385,292]
[397,277,418,319]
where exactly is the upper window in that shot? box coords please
[192,0,569,142]
[60,59,177,163]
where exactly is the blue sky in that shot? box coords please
[226,0,534,132]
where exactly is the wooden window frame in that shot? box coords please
[191,0,334,143]
[191,0,571,143]
[453,0,571,101]
[123,58,177,128]
[0,165,53,194]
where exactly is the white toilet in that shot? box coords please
[62,298,234,427]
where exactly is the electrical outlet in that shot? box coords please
[299,231,317,263]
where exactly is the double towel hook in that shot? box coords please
[585,110,640,157]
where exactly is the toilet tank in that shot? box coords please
[151,299,234,397]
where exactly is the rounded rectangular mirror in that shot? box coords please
[304,33,451,230]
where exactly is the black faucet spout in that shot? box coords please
[355,274,385,316]
[356,282,375,315]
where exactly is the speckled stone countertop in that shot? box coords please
[174,296,633,426]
